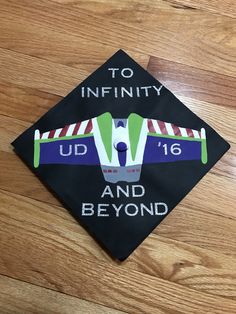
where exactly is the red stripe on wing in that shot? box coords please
[48,129,56,138]
[186,128,194,137]
[148,119,155,133]
[84,120,92,134]
[72,122,81,135]
[158,120,168,135]
[59,125,69,137]
[171,124,181,136]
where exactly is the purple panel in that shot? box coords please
[143,136,201,164]
[39,136,100,165]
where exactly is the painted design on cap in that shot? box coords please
[34,112,208,183]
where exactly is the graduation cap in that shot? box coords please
[12,50,230,261]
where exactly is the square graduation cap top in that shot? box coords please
[12,50,230,261]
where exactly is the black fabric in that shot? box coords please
[12,50,230,261]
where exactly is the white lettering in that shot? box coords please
[132,185,145,197]
[108,68,119,78]
[117,185,129,198]
[121,68,133,78]
[101,87,112,97]
[80,86,163,98]
[153,85,163,96]
[125,203,139,216]
[98,204,109,217]
[154,203,168,215]
[121,87,133,98]
[140,203,154,216]
[81,87,85,97]
[81,202,168,217]
[136,86,140,97]
[60,144,72,156]
[87,87,99,98]
[101,185,114,198]
[112,204,123,217]
[140,86,152,97]
[75,144,87,155]
[114,87,118,98]
[82,203,94,216]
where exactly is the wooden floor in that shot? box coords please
[0,0,236,313]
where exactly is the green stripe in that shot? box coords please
[128,113,143,161]
[34,140,40,168]
[38,133,93,143]
[201,138,208,164]
[97,112,112,162]
[148,133,202,142]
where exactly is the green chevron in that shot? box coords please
[97,112,113,162]
[201,138,208,164]
[34,140,40,168]
[128,113,143,161]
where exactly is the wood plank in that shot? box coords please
[0,17,149,72]
[131,236,236,299]
[0,275,124,314]
[0,115,30,153]
[50,0,236,19]
[0,190,236,312]
[154,202,236,255]
[0,48,146,99]
[163,0,236,18]
[0,0,235,77]
[181,166,236,218]
[0,48,87,96]
[147,56,236,108]
[0,82,61,123]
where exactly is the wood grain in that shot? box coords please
[0,19,149,73]
[0,0,235,77]
[51,0,236,19]
[0,48,87,96]
[0,275,125,314]
[162,0,236,18]
[148,56,236,108]
[0,0,235,312]
[0,82,61,123]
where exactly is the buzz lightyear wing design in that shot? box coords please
[34,112,207,183]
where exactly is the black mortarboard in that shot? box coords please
[12,50,230,260]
